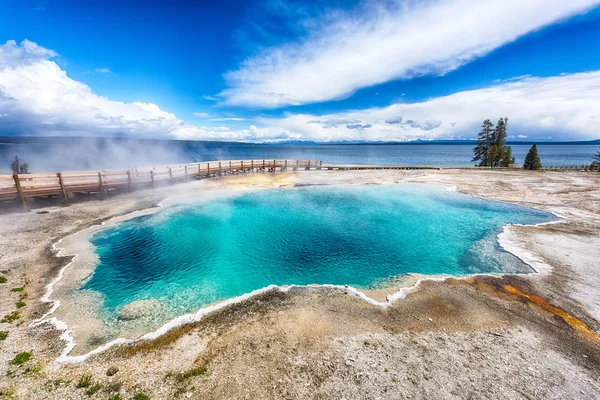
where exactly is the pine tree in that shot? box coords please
[523,144,542,170]
[10,155,19,174]
[501,145,514,167]
[491,117,512,167]
[472,119,494,166]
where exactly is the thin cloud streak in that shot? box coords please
[220,0,600,108]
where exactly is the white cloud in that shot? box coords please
[192,112,213,118]
[220,0,600,108]
[94,67,114,75]
[209,117,246,121]
[1,40,599,143]
[0,40,267,141]
[0,39,56,69]
[254,71,600,141]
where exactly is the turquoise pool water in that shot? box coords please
[83,184,554,319]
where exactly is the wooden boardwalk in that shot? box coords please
[0,160,321,208]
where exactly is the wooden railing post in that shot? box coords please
[207,163,210,178]
[262,160,265,173]
[150,170,155,188]
[127,170,132,192]
[284,160,287,171]
[184,165,188,181]
[218,162,222,176]
[229,161,232,175]
[251,160,254,172]
[13,174,27,210]
[168,167,173,184]
[57,173,69,205]
[241,161,244,174]
[319,160,322,170]
[307,160,311,170]
[295,160,298,171]
[98,172,105,199]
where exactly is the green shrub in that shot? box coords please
[132,393,151,400]
[1,312,20,323]
[0,331,7,340]
[86,383,102,396]
[0,277,7,284]
[10,352,31,365]
[171,365,209,383]
[15,301,25,309]
[108,395,122,400]
[76,374,92,388]
[10,287,24,292]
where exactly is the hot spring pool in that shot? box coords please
[81,184,555,323]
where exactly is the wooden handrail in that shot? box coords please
[0,159,322,208]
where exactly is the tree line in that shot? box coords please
[472,119,600,170]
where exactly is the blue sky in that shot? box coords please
[1,0,600,142]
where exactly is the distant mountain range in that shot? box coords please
[0,136,599,146]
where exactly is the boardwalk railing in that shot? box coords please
[0,159,322,208]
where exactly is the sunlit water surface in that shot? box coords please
[82,184,555,326]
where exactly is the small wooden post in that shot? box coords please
[198,163,202,178]
[251,160,254,172]
[184,165,188,181]
[262,160,265,173]
[207,163,210,178]
[273,159,276,173]
[294,160,298,171]
[307,160,311,170]
[57,173,69,205]
[241,161,244,174]
[168,167,173,184]
[229,161,232,175]
[126,170,132,192]
[13,174,27,210]
[150,170,155,188]
[98,172,105,199]
[218,162,222,176]
[284,160,288,171]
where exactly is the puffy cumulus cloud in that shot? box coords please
[255,71,600,142]
[0,39,56,68]
[0,40,289,142]
[220,0,600,108]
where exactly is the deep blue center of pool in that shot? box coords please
[84,184,554,318]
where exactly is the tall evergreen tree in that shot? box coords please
[491,117,513,167]
[523,144,542,170]
[501,145,514,167]
[472,119,494,166]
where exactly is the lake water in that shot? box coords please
[0,138,598,172]
[83,184,555,324]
